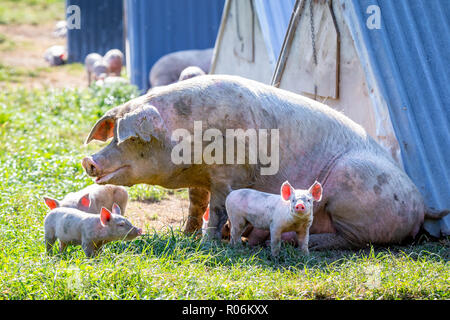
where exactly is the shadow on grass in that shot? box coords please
[101,228,450,272]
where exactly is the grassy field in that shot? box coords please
[0,0,64,25]
[0,0,448,300]
[0,84,448,300]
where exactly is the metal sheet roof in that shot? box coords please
[253,0,296,66]
[124,0,224,92]
[66,0,125,63]
[341,0,450,236]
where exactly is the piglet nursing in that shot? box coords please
[226,181,322,256]
[44,204,142,257]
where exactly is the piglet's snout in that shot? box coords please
[82,157,101,177]
[295,203,306,212]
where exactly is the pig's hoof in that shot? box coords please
[184,216,202,234]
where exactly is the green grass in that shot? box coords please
[0,84,448,300]
[0,0,64,25]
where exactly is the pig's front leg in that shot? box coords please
[184,187,210,235]
[296,229,310,255]
[270,225,282,256]
[59,241,68,253]
[205,185,230,240]
[82,239,96,258]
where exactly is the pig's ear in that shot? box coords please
[85,116,116,144]
[112,203,121,215]
[100,207,112,226]
[281,181,295,201]
[203,206,210,221]
[308,181,323,202]
[43,196,60,210]
[117,105,166,145]
[77,193,91,211]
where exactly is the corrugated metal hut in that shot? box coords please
[66,0,125,63]
[272,0,450,236]
[124,0,225,92]
[211,0,296,84]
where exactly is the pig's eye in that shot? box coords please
[117,222,125,227]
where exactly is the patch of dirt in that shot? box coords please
[125,194,190,233]
[0,22,86,89]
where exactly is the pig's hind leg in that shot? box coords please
[44,229,56,255]
[320,153,424,249]
[229,216,248,246]
[308,233,353,251]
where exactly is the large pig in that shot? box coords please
[149,48,213,88]
[82,75,449,250]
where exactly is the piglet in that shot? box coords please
[85,52,103,85]
[178,66,206,82]
[44,204,142,257]
[225,181,322,256]
[43,184,128,216]
[103,49,123,77]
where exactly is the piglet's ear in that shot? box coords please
[308,181,323,202]
[281,181,294,201]
[203,206,210,222]
[100,207,112,226]
[78,193,91,210]
[112,203,121,215]
[43,197,59,210]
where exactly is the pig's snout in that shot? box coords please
[295,203,306,212]
[82,157,101,177]
[137,228,143,236]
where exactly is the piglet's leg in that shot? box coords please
[82,240,96,258]
[270,226,282,256]
[229,217,247,246]
[45,235,56,255]
[59,241,68,253]
[296,229,310,255]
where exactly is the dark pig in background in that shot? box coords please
[149,48,213,88]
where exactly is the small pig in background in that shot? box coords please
[84,52,103,85]
[43,184,128,215]
[44,45,67,66]
[226,181,323,256]
[103,49,123,77]
[92,60,109,83]
[178,66,206,82]
[44,204,142,257]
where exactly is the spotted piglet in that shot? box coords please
[225,181,322,256]
[44,204,142,257]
